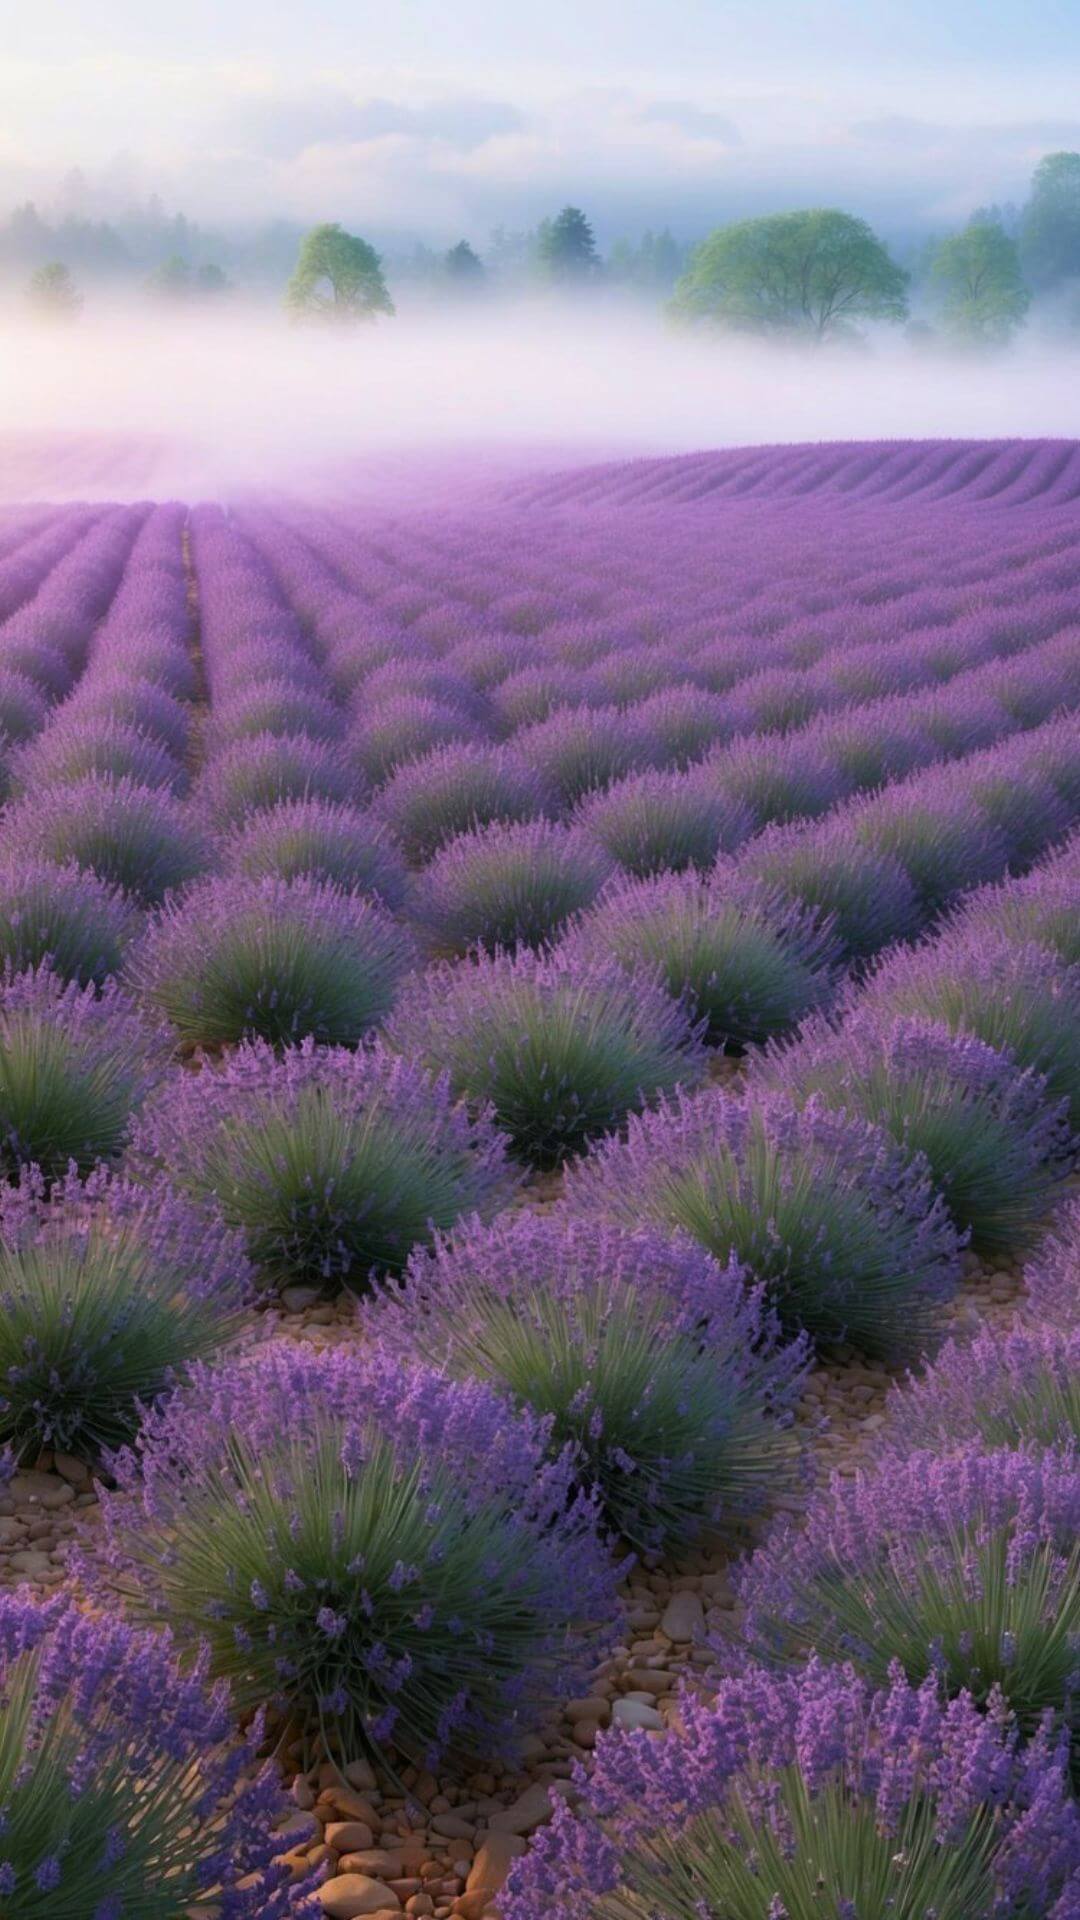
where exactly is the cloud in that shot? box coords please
[635,100,742,145]
[229,90,527,162]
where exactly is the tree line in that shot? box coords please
[19,152,1080,347]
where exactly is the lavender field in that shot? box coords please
[2,435,1080,1917]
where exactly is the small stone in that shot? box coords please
[564,1695,609,1725]
[571,1720,600,1749]
[487,1782,555,1836]
[466,1831,527,1898]
[8,1550,52,1577]
[345,1758,379,1792]
[52,1452,91,1487]
[612,1698,664,1732]
[338,1851,405,1878]
[319,1876,402,1918]
[282,1284,325,1312]
[659,1590,705,1642]
[406,1900,434,1918]
[431,1813,475,1840]
[326,1820,377,1853]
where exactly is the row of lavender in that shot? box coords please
[5,829,1078,1911]
[0,468,1079,1908]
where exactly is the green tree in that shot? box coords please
[445,239,485,286]
[670,208,909,341]
[27,261,82,320]
[145,254,192,299]
[929,219,1030,345]
[608,228,686,292]
[1018,152,1080,291]
[286,223,394,324]
[535,206,601,284]
[195,263,230,296]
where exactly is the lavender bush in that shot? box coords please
[738,1444,1080,1749]
[564,1085,960,1355]
[389,946,704,1166]
[503,1659,1080,1920]
[0,965,170,1177]
[885,1321,1080,1457]
[1,773,208,904]
[373,741,548,865]
[222,795,408,908]
[750,1010,1072,1254]
[1026,1197,1080,1326]
[0,1591,304,1917]
[862,931,1080,1124]
[567,871,837,1049]
[574,768,751,878]
[127,872,414,1049]
[411,817,612,955]
[130,1036,515,1292]
[0,1164,250,1460]
[91,1343,620,1775]
[0,857,140,986]
[196,730,355,828]
[366,1212,808,1554]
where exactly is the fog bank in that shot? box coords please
[2,301,1080,501]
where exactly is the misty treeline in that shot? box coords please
[11,151,1080,350]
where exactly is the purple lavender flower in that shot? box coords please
[130,1034,516,1291]
[126,871,414,1049]
[0,1589,305,1915]
[388,944,705,1167]
[0,963,171,1176]
[364,1210,808,1553]
[410,817,612,955]
[373,741,549,865]
[565,869,838,1050]
[564,1084,960,1356]
[348,694,482,789]
[221,795,409,908]
[0,1161,251,1460]
[749,1008,1072,1254]
[0,856,140,986]
[738,1443,1080,1747]
[195,730,357,828]
[1,773,208,904]
[1026,1197,1080,1327]
[88,1342,621,1774]
[502,1658,1080,1920]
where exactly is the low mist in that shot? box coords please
[3,300,1080,504]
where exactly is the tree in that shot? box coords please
[670,209,909,342]
[195,263,230,296]
[444,239,485,286]
[535,206,601,284]
[27,261,82,320]
[286,223,394,324]
[928,219,1030,345]
[1018,152,1080,291]
[608,228,686,293]
[145,254,192,299]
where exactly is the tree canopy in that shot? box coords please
[286,223,395,324]
[1018,151,1080,291]
[27,261,82,320]
[929,218,1030,345]
[445,239,485,284]
[670,209,909,341]
[535,206,601,283]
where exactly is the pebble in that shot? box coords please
[612,1698,664,1732]
[319,1875,402,1918]
[487,1782,555,1836]
[659,1590,705,1643]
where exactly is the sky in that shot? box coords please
[2,0,1079,241]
